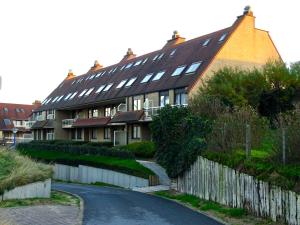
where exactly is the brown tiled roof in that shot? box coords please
[37,15,246,111]
[110,110,144,123]
[73,117,111,127]
[0,103,38,120]
[31,120,54,129]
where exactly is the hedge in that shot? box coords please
[120,141,156,158]
[17,142,133,159]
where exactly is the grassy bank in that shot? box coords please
[18,148,154,179]
[0,191,79,208]
[154,190,282,225]
[202,149,300,192]
[0,148,52,194]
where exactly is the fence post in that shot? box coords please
[282,127,286,165]
[222,123,226,151]
[245,124,251,158]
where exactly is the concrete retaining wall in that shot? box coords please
[54,164,149,188]
[0,179,51,201]
[176,156,300,225]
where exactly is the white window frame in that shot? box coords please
[185,61,202,74]
[141,73,153,83]
[152,71,166,81]
[116,80,128,89]
[171,65,186,76]
[125,77,137,87]
[103,83,113,92]
[96,85,106,93]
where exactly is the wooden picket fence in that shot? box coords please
[176,156,300,225]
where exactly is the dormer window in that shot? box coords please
[218,33,227,42]
[202,38,211,47]
[185,61,202,74]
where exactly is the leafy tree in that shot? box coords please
[150,106,210,178]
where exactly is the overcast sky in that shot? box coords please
[0,0,299,104]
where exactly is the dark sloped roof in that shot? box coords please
[37,16,245,112]
[73,117,111,127]
[31,120,54,129]
[110,110,144,123]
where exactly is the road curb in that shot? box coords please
[53,189,84,225]
[149,192,229,225]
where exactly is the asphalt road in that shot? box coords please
[53,183,223,225]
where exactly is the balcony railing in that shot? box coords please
[144,104,188,120]
[25,121,36,129]
[36,115,46,121]
[62,119,75,128]
[47,114,55,120]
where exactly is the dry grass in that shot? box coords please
[0,148,53,194]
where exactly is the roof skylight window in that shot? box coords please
[69,92,77,100]
[85,76,90,81]
[141,73,153,83]
[152,54,159,61]
[185,61,202,74]
[108,68,113,74]
[202,38,211,47]
[120,65,125,71]
[158,53,164,60]
[42,99,47,105]
[101,71,106,76]
[64,93,72,101]
[142,58,148,64]
[71,80,76,85]
[125,63,133,69]
[16,108,20,113]
[218,33,227,42]
[95,72,102,78]
[152,71,166,81]
[45,98,52,104]
[52,96,59,103]
[125,77,137,87]
[89,74,95,80]
[78,89,88,97]
[85,88,94,96]
[134,60,142,66]
[169,49,176,57]
[116,80,127,89]
[171,65,186,76]
[112,67,118,73]
[103,83,113,92]
[57,95,64,102]
[96,85,106,93]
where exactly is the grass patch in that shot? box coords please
[18,148,154,179]
[202,149,300,191]
[0,148,52,194]
[0,191,79,208]
[154,191,246,218]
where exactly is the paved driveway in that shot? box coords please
[53,183,223,225]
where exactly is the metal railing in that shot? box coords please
[144,104,188,119]
[62,119,75,128]
[36,115,46,121]
[47,114,55,120]
[25,121,36,129]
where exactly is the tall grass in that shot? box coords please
[0,148,53,194]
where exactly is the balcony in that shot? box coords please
[62,119,75,128]
[36,115,46,121]
[47,114,55,120]
[144,104,188,120]
[25,121,36,129]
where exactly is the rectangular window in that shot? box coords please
[133,97,142,111]
[79,89,88,97]
[105,107,111,117]
[104,128,111,139]
[69,92,78,100]
[141,73,153,83]
[202,38,211,47]
[85,88,94,96]
[218,33,227,42]
[185,61,202,74]
[96,85,106,93]
[132,125,141,139]
[169,49,176,57]
[76,128,82,139]
[134,60,142,66]
[88,109,98,118]
[103,83,113,91]
[160,91,169,107]
[175,88,188,106]
[91,128,97,139]
[125,63,133,69]
[116,80,127,89]
[142,58,148,64]
[152,71,165,81]
[125,77,137,87]
[71,129,76,139]
[171,65,186,76]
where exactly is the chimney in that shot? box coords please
[234,5,255,28]
[88,60,103,72]
[121,48,136,62]
[32,100,41,108]
[66,69,75,80]
[163,31,185,49]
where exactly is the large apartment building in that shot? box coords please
[31,7,280,145]
[0,101,41,144]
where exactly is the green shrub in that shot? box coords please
[150,105,210,178]
[17,142,134,159]
[120,141,156,158]
[84,141,113,148]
